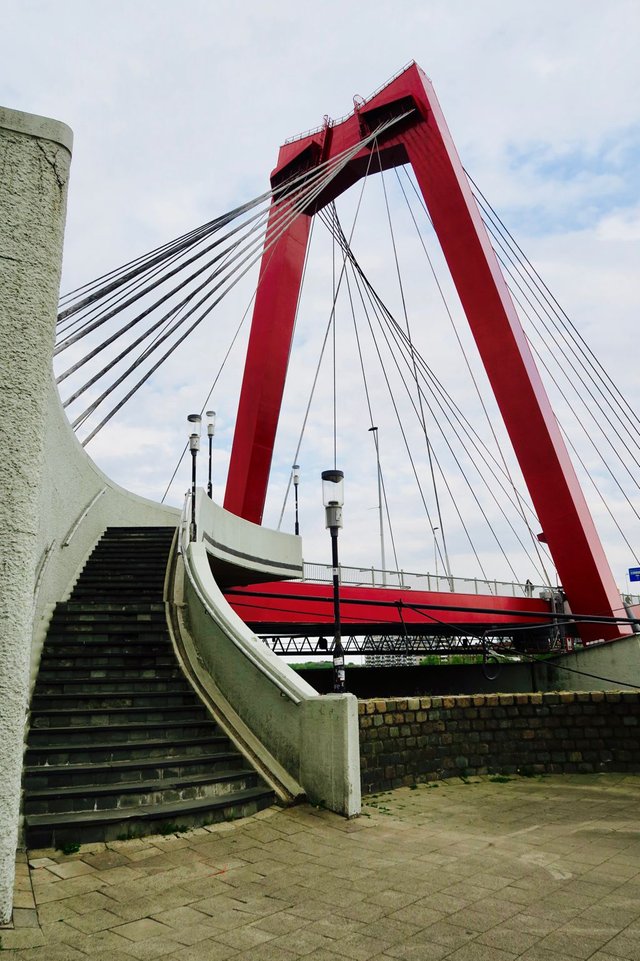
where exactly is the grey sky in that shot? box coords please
[3,0,639,588]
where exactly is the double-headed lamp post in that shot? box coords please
[206,410,216,500]
[187,414,201,541]
[292,464,300,536]
[322,469,345,694]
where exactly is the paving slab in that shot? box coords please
[5,773,640,959]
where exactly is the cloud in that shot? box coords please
[3,0,639,593]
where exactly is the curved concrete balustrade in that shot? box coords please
[195,491,303,586]
[169,505,361,817]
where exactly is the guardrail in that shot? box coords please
[302,563,549,599]
[300,563,640,604]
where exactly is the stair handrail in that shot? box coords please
[177,491,190,556]
[32,539,56,605]
[61,487,107,547]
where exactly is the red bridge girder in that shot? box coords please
[225,581,554,636]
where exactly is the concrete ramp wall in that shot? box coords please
[170,535,361,818]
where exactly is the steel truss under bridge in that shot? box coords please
[263,631,567,657]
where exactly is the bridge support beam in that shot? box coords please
[224,207,311,522]
[0,108,72,924]
[225,62,627,645]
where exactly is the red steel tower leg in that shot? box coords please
[224,205,311,523]
[225,62,628,643]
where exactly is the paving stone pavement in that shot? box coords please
[2,773,640,960]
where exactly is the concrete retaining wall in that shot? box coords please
[359,691,640,794]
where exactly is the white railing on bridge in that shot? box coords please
[300,563,640,604]
[301,562,550,598]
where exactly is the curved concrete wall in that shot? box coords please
[0,106,178,923]
[0,107,72,924]
[176,537,361,817]
[197,492,302,584]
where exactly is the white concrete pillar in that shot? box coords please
[0,107,72,924]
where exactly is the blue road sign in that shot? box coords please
[629,567,640,582]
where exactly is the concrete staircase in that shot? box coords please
[24,527,275,848]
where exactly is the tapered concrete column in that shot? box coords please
[0,107,72,924]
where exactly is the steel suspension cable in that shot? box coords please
[322,214,493,583]
[479,208,640,482]
[324,209,551,583]
[327,207,548,540]
[341,245,401,573]
[375,151,452,581]
[398,167,554,584]
[66,115,412,444]
[466,171,640,445]
[508,286,640,536]
[275,150,380,527]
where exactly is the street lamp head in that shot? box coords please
[187,413,201,434]
[206,410,216,437]
[322,469,344,529]
[321,469,344,507]
[187,413,201,451]
[292,464,300,487]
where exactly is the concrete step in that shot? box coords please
[25,786,275,847]
[24,751,245,789]
[44,632,173,647]
[24,769,258,815]
[73,583,168,604]
[36,668,185,685]
[30,704,211,728]
[28,719,219,746]
[37,654,179,670]
[60,602,166,613]
[25,733,230,766]
[31,690,203,710]
[35,676,190,694]
[49,611,168,624]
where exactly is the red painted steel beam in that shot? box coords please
[225,581,553,632]
[224,205,311,522]
[225,62,627,642]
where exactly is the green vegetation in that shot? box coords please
[290,660,333,670]
[158,822,188,835]
[419,654,483,665]
[57,841,81,855]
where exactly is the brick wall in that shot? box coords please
[359,691,640,794]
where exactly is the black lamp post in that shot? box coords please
[206,410,216,499]
[187,413,201,541]
[293,464,300,535]
[322,469,345,694]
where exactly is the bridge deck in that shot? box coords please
[224,581,554,636]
